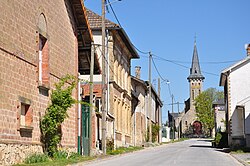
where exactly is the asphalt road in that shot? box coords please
[82,139,242,166]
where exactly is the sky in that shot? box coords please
[84,0,250,124]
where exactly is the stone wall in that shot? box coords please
[0,143,43,166]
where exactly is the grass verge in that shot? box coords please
[107,146,144,155]
[13,155,95,166]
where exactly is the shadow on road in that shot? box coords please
[189,145,212,148]
[215,148,231,153]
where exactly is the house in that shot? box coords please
[131,67,163,146]
[168,112,182,139]
[213,99,226,133]
[219,45,250,147]
[0,0,94,164]
[82,9,139,149]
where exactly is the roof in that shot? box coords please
[86,9,139,58]
[220,56,250,86]
[131,76,163,106]
[170,113,180,118]
[131,76,148,90]
[187,42,205,81]
[69,1,101,75]
[212,99,225,105]
[70,0,93,42]
[86,8,119,29]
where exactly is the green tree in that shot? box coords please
[194,88,223,137]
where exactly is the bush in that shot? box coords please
[215,132,222,146]
[106,138,114,151]
[214,132,228,148]
[24,153,49,164]
[68,152,81,159]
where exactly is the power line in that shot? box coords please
[152,54,219,76]
[152,57,166,81]
[107,0,122,27]
[105,1,149,55]
[132,44,150,55]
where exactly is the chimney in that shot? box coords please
[245,44,250,56]
[135,66,141,79]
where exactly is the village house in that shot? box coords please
[0,0,93,164]
[213,99,226,134]
[219,44,250,148]
[81,9,139,149]
[131,66,163,146]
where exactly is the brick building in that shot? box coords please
[0,0,92,165]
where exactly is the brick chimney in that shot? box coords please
[135,66,141,79]
[245,44,250,56]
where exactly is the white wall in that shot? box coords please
[229,61,250,137]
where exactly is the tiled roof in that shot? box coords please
[86,8,119,29]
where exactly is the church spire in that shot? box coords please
[187,39,205,81]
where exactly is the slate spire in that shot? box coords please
[187,40,205,81]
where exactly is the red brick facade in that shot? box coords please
[0,0,84,163]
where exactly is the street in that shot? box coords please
[83,139,242,166]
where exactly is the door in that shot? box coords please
[82,105,90,156]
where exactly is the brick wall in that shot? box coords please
[0,0,79,164]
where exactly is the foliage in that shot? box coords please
[41,75,77,157]
[24,154,49,164]
[15,155,95,166]
[215,132,222,146]
[107,146,143,155]
[152,124,160,142]
[146,124,160,142]
[106,138,114,151]
[194,88,224,136]
[53,150,68,159]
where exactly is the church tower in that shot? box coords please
[187,41,205,110]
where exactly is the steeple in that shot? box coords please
[187,40,205,81]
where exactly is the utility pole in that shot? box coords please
[89,42,94,155]
[101,0,107,154]
[148,52,152,142]
[171,94,174,141]
[177,101,179,140]
[158,78,161,143]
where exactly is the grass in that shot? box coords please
[14,146,143,166]
[107,146,144,155]
[161,138,189,145]
[13,155,95,166]
[230,147,250,154]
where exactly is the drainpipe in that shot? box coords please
[77,74,82,154]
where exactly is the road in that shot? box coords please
[83,139,242,166]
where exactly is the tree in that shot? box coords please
[194,88,223,137]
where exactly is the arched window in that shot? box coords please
[38,14,49,89]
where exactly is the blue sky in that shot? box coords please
[85,0,250,123]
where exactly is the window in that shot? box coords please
[18,97,33,131]
[192,90,194,100]
[38,14,49,90]
[20,103,32,127]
